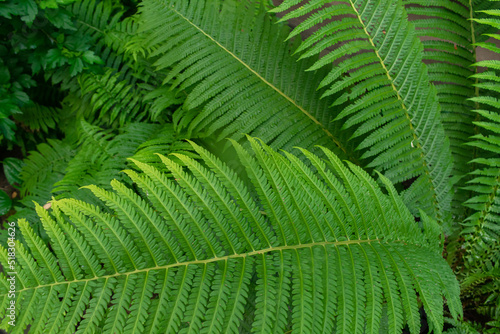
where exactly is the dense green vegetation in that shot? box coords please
[0,0,499,332]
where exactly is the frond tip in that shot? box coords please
[0,138,461,333]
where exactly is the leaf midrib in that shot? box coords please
[9,239,381,295]
[347,0,441,220]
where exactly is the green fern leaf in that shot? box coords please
[18,139,74,197]
[402,0,500,219]
[272,0,455,228]
[14,103,61,133]
[78,70,147,126]
[7,139,74,228]
[459,6,500,275]
[0,138,461,333]
[51,0,182,128]
[137,0,358,161]
[444,3,500,323]
[52,121,155,197]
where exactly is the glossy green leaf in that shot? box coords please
[2,157,24,186]
[0,190,11,216]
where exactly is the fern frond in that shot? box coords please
[20,139,74,196]
[403,0,475,170]
[459,6,500,274]
[52,121,199,203]
[451,3,500,320]
[402,0,500,218]
[52,0,182,128]
[1,138,461,333]
[51,121,149,198]
[12,122,196,226]
[43,0,126,93]
[461,108,500,272]
[78,70,147,126]
[128,123,198,170]
[137,0,358,161]
[444,317,482,334]
[8,139,74,226]
[14,103,61,133]
[271,0,455,227]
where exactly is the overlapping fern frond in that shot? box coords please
[462,107,500,272]
[462,6,500,268]
[0,138,460,333]
[136,0,358,161]
[52,121,154,198]
[54,0,182,128]
[402,0,500,218]
[402,0,476,178]
[18,139,75,198]
[14,103,61,133]
[52,121,198,198]
[78,70,148,126]
[10,139,74,226]
[129,123,199,168]
[452,2,500,322]
[11,120,196,228]
[271,0,454,228]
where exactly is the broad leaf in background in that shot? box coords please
[2,157,24,186]
[0,190,11,216]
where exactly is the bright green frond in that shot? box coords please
[0,138,460,333]
[272,0,454,228]
[402,0,500,218]
[459,4,500,275]
[137,0,358,160]
[448,3,500,322]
